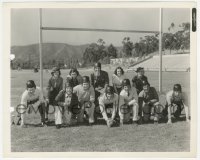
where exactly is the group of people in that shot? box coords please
[16,62,190,129]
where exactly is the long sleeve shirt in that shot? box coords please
[91,70,109,89]
[46,76,63,104]
[132,75,149,94]
[138,87,159,107]
[119,87,138,107]
[166,90,188,106]
[99,93,118,108]
[21,87,44,108]
[73,84,95,103]
[55,90,79,111]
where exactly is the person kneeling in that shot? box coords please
[166,84,190,124]
[138,81,163,124]
[99,86,118,128]
[73,76,95,126]
[55,80,80,129]
[119,79,139,126]
[19,80,47,128]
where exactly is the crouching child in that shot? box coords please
[166,84,189,124]
[119,79,139,126]
[73,76,95,126]
[19,80,47,128]
[99,86,118,127]
[54,80,80,128]
[138,81,163,123]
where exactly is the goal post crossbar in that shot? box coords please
[41,27,159,34]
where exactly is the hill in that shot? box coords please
[11,43,89,67]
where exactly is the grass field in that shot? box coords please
[11,68,190,152]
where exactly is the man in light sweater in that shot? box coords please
[20,80,46,128]
[166,84,190,124]
[99,86,118,127]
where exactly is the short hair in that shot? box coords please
[114,66,124,76]
[69,68,79,76]
[51,67,61,76]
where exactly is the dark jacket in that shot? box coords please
[67,75,83,87]
[47,76,63,105]
[132,75,149,94]
[90,70,109,89]
[138,87,159,106]
[55,90,79,111]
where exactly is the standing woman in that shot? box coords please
[67,68,83,88]
[46,67,63,124]
[112,66,126,95]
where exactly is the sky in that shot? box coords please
[11,8,190,46]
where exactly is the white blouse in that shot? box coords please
[112,74,126,88]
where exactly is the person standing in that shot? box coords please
[112,67,126,95]
[66,68,83,87]
[132,67,149,95]
[90,62,109,118]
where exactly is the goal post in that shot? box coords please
[38,8,163,93]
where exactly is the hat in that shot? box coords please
[26,80,36,89]
[173,84,182,92]
[105,86,115,95]
[136,67,144,73]
[51,67,60,75]
[122,79,131,87]
[82,76,90,83]
[94,62,101,69]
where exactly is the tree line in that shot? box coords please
[11,22,190,69]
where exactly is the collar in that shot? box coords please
[65,93,72,98]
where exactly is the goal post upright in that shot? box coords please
[39,8,43,94]
[159,8,163,93]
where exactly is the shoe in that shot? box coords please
[56,125,61,129]
[167,120,172,124]
[20,124,27,128]
[88,123,93,126]
[40,122,47,127]
[137,118,143,125]
[45,118,49,123]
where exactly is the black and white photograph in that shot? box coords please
[2,1,197,157]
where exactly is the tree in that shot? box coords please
[107,44,117,58]
[83,39,108,65]
[122,37,133,57]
